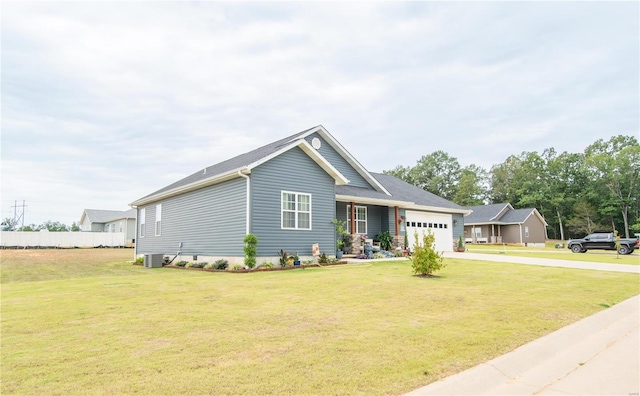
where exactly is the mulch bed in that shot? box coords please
[161,261,348,273]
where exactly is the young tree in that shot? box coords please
[409,230,445,276]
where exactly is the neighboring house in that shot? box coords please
[463,203,548,246]
[79,209,137,245]
[130,125,471,263]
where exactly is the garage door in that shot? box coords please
[405,211,453,252]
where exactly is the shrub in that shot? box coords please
[318,253,329,264]
[278,250,289,267]
[260,261,275,269]
[214,259,228,270]
[375,231,393,251]
[185,262,193,268]
[191,262,206,269]
[302,259,314,264]
[203,263,215,269]
[175,260,188,267]
[243,234,258,269]
[410,230,445,276]
[134,257,144,264]
[373,252,385,259]
[394,250,405,257]
[231,264,243,271]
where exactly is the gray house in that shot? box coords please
[463,203,548,246]
[130,126,470,263]
[79,208,137,245]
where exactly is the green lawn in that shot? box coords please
[2,249,639,395]
[466,243,640,265]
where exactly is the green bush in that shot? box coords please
[260,261,275,269]
[243,234,258,269]
[134,257,144,264]
[318,253,329,264]
[191,262,206,269]
[175,261,188,267]
[410,230,445,276]
[214,259,229,270]
[230,264,243,271]
[203,263,215,269]
[375,231,393,251]
[185,262,193,268]
[373,252,385,259]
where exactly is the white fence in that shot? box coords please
[1,231,128,248]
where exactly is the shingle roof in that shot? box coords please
[83,209,136,224]
[463,203,511,223]
[371,173,465,210]
[132,125,466,213]
[500,208,534,223]
[136,126,317,201]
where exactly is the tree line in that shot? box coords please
[384,135,639,239]
[1,219,80,232]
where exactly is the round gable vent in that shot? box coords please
[311,137,322,149]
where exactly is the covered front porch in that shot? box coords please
[335,201,406,254]
[464,223,503,244]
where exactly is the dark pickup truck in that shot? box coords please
[567,232,639,255]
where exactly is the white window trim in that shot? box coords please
[139,208,146,238]
[155,204,162,236]
[346,205,368,235]
[281,191,312,230]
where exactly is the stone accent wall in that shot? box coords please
[392,235,405,250]
[345,234,362,254]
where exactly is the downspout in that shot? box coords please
[237,170,250,235]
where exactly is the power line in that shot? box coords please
[10,200,27,229]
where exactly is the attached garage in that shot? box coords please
[405,211,453,252]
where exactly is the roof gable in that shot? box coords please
[335,172,470,214]
[130,126,351,206]
[81,209,136,224]
[464,204,547,226]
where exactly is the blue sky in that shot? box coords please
[1,1,638,226]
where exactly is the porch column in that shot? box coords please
[394,206,399,236]
[350,202,355,235]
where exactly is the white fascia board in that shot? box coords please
[402,204,472,215]
[335,195,472,215]
[490,203,513,221]
[247,139,349,185]
[335,194,412,207]
[298,126,391,196]
[129,168,247,207]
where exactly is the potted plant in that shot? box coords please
[456,235,465,252]
[332,219,348,259]
[291,251,301,266]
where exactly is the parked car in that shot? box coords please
[567,232,639,255]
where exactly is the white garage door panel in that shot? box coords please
[405,211,453,252]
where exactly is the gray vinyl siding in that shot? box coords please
[452,213,464,242]
[251,146,335,257]
[305,132,372,189]
[136,177,246,256]
[336,202,393,239]
[387,207,407,237]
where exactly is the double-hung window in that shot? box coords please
[346,205,367,234]
[155,204,162,236]
[281,191,311,230]
[139,208,146,238]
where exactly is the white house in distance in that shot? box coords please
[79,209,137,245]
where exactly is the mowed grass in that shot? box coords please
[2,250,639,395]
[467,243,640,265]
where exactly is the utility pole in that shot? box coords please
[11,200,27,229]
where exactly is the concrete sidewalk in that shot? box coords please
[443,251,640,273]
[406,294,640,395]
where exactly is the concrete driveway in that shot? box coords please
[406,252,640,395]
